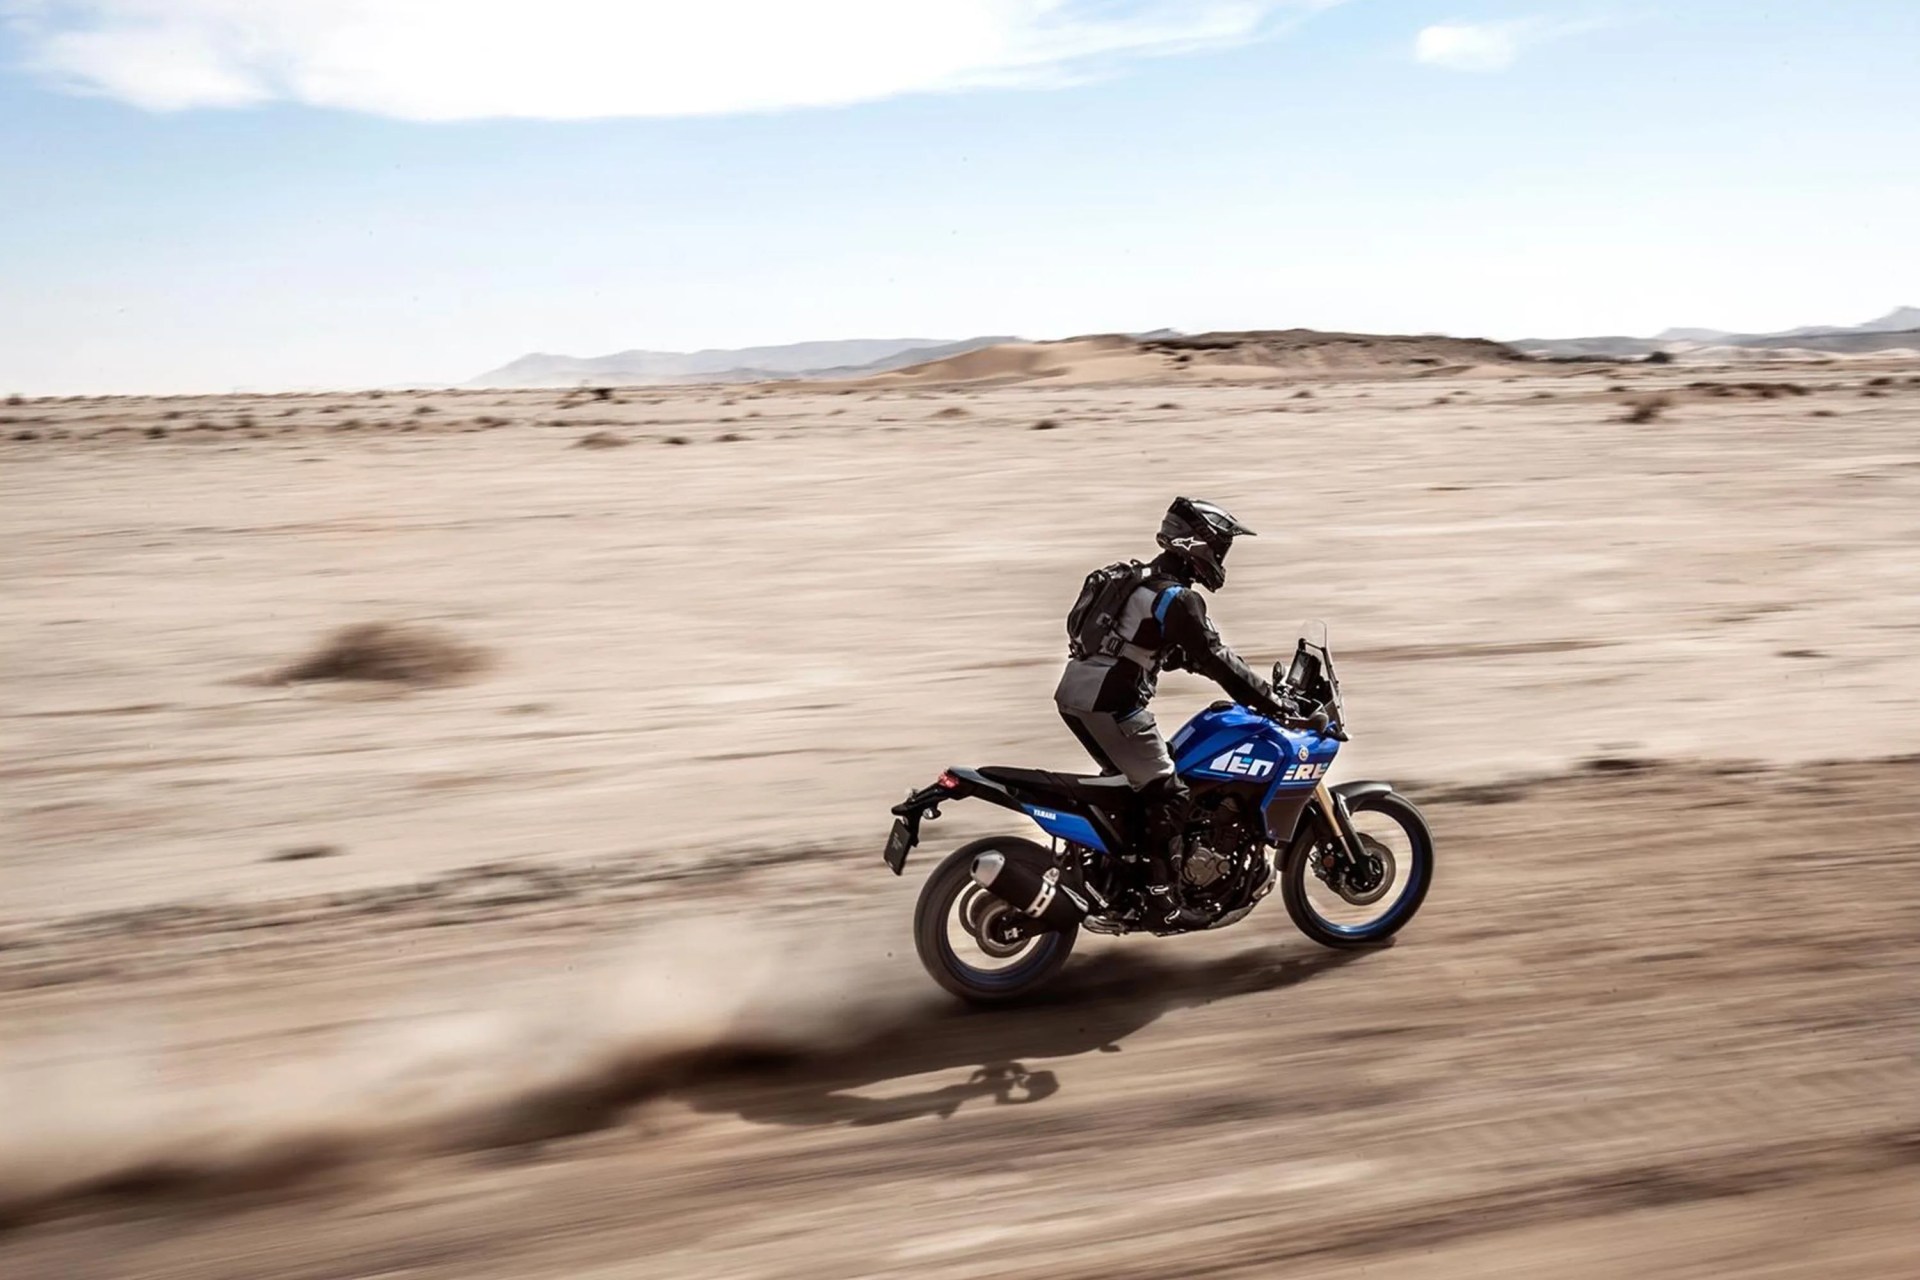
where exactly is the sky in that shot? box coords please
[1,0,1916,394]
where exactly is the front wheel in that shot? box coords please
[1281,790,1433,948]
[914,837,1077,1004]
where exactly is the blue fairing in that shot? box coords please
[1022,805,1108,852]
[1171,704,1340,831]
[1019,704,1337,851]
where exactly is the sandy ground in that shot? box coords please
[3,360,1919,1276]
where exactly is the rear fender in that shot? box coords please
[887,768,1028,873]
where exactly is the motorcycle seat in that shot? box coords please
[977,766,1138,815]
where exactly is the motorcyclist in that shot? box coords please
[1055,497,1287,927]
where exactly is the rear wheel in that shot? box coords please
[1281,790,1432,948]
[914,837,1077,1004]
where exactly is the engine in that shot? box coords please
[1180,846,1233,888]
[1178,796,1263,897]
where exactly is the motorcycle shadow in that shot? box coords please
[676,942,1376,1129]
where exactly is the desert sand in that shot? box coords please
[3,354,1918,1277]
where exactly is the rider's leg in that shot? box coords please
[1058,708,1124,777]
[1058,708,1205,924]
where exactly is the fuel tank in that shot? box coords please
[1169,703,1341,842]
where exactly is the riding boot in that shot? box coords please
[1141,777,1209,928]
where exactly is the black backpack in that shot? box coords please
[1066,560,1148,660]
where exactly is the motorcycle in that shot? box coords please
[882,623,1433,1003]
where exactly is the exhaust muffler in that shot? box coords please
[971,852,1088,932]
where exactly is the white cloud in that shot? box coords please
[1413,21,1529,72]
[6,0,1335,120]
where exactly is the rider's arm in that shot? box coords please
[1161,591,1285,716]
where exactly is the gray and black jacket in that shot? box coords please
[1054,553,1280,717]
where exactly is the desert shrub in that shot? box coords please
[716,432,746,443]
[1032,418,1061,431]
[414,404,436,414]
[1154,402,1179,410]
[1643,350,1673,364]
[1866,376,1892,387]
[574,431,629,449]
[269,622,488,687]
[1623,394,1671,424]
[4,394,22,406]
[1292,389,1314,399]
[931,406,970,419]
[145,424,167,438]
[162,409,183,420]
[663,435,691,445]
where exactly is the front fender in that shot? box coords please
[1330,780,1394,806]
[1275,780,1397,864]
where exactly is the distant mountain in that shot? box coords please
[469,336,1017,387]
[1844,305,1920,333]
[1517,307,1919,359]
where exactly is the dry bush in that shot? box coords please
[663,435,691,445]
[1291,388,1314,399]
[1154,402,1179,410]
[1032,418,1061,431]
[716,432,746,443]
[931,406,970,418]
[1623,394,1671,424]
[573,431,629,449]
[268,622,489,688]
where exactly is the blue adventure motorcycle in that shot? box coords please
[883,624,1433,1002]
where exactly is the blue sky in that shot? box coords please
[2,1,1916,393]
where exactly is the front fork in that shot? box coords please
[1311,782,1370,872]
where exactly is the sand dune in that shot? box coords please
[869,329,1529,386]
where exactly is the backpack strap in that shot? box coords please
[1153,584,1184,624]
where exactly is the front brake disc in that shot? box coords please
[1335,833,1396,906]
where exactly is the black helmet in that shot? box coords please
[1157,496,1255,591]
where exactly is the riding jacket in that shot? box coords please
[1054,553,1281,718]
